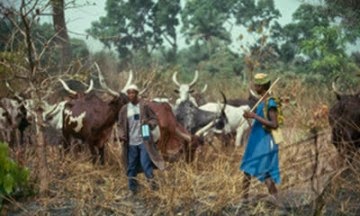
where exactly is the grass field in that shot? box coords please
[2,71,359,215]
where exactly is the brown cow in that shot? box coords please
[60,67,131,165]
[147,101,203,163]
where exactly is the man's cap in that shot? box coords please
[126,84,139,92]
[254,73,271,85]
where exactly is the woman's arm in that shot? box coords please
[243,108,278,129]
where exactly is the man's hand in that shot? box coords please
[119,136,127,143]
[243,111,256,119]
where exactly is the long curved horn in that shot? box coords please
[5,81,23,101]
[195,121,215,136]
[175,128,192,142]
[172,71,181,87]
[121,70,134,93]
[200,84,208,93]
[249,88,261,99]
[95,62,119,96]
[139,87,147,96]
[6,83,23,101]
[58,79,77,95]
[332,76,344,96]
[84,79,94,94]
[189,70,199,87]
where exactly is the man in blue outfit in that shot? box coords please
[240,73,281,200]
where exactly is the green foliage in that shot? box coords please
[233,0,280,32]
[0,142,30,206]
[177,39,243,77]
[324,0,360,43]
[70,38,90,60]
[300,26,348,77]
[181,0,235,44]
[271,4,331,64]
[87,0,180,59]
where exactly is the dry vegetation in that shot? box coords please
[2,69,359,215]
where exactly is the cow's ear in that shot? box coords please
[189,89,195,94]
[174,89,180,94]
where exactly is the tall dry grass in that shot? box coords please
[2,69,358,215]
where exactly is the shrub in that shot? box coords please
[0,142,30,207]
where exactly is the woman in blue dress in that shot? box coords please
[240,73,281,200]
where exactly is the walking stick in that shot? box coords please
[250,77,281,112]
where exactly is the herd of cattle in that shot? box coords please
[0,66,359,164]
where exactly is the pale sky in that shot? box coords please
[44,0,304,52]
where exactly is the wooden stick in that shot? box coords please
[239,77,281,129]
[250,77,281,112]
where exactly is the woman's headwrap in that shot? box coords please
[254,73,270,85]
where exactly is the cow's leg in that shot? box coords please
[62,135,71,154]
[98,145,105,165]
[19,130,25,147]
[61,132,73,162]
[184,142,194,163]
[88,143,98,164]
[219,132,231,148]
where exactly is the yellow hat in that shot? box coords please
[254,73,270,85]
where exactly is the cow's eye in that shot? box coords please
[174,89,180,94]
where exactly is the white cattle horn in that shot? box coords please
[188,70,199,87]
[195,121,215,136]
[121,70,134,93]
[249,88,261,99]
[58,79,77,95]
[175,128,192,142]
[95,62,119,96]
[172,71,181,87]
[5,81,23,101]
[331,76,344,96]
[84,79,94,94]
[200,84,208,93]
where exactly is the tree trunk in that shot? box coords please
[51,0,72,71]
[19,0,49,195]
[35,106,48,194]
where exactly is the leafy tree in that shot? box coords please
[271,3,331,64]
[70,38,89,60]
[300,26,349,77]
[177,38,243,77]
[323,0,360,42]
[181,0,236,44]
[87,0,180,60]
[232,0,281,75]
[233,0,280,33]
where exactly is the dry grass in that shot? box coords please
[2,71,359,215]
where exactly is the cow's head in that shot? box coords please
[195,91,229,136]
[172,70,199,104]
[58,79,94,99]
[3,82,33,125]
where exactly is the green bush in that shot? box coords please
[0,142,30,207]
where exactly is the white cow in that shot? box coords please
[199,103,251,147]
